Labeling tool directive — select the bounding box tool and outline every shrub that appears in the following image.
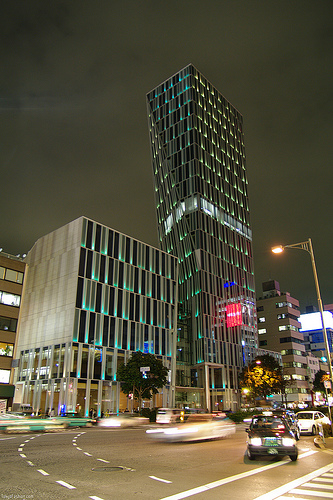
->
[141,407,157,422]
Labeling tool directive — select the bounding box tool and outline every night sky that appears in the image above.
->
[1,1,332,311]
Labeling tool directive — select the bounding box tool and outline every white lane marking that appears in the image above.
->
[311,477,333,484]
[150,475,172,484]
[18,448,23,451]
[37,469,49,476]
[89,496,105,500]
[159,450,318,500]
[253,461,333,500]
[56,480,76,489]
[19,453,26,458]
[289,488,333,497]
[84,452,92,456]
[302,481,333,490]
[76,447,82,450]
[97,458,110,463]
[26,461,34,466]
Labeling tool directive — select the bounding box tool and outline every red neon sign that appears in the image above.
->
[226,303,242,328]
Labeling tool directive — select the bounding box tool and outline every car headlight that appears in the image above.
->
[249,437,262,446]
[282,438,296,447]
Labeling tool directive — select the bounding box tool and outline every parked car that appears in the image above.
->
[272,409,301,440]
[296,410,331,435]
[245,413,298,461]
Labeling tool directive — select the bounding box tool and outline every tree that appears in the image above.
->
[239,355,286,402]
[312,370,330,402]
[117,351,169,411]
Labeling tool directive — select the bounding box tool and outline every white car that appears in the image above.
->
[296,411,331,435]
[146,414,236,442]
[98,415,149,428]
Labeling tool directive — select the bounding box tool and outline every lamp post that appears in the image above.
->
[272,238,333,390]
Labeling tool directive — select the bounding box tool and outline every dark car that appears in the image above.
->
[246,413,298,461]
[272,409,301,440]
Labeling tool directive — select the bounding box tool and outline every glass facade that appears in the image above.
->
[14,218,178,416]
[147,64,257,410]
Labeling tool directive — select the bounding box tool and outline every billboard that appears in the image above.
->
[226,303,242,328]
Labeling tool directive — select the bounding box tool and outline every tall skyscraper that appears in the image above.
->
[147,64,257,410]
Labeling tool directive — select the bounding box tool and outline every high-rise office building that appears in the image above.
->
[256,280,309,404]
[146,64,257,410]
[13,217,178,415]
[0,252,26,409]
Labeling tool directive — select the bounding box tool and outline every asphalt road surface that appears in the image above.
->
[1,423,333,500]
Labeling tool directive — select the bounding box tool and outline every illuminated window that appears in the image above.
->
[0,369,10,383]
[258,329,266,335]
[258,317,265,323]
[0,291,21,307]
[0,343,13,357]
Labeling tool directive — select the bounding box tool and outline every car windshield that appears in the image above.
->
[251,417,285,429]
[297,413,313,420]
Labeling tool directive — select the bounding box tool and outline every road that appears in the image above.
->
[1,423,333,500]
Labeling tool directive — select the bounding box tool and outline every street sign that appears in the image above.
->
[324,380,331,389]
[140,367,150,372]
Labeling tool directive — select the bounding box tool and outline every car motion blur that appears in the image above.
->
[246,413,298,461]
[146,413,236,442]
[296,410,331,435]
[98,414,149,428]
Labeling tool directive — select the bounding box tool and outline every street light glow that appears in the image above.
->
[271,245,284,254]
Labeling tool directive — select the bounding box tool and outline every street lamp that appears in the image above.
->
[272,238,333,387]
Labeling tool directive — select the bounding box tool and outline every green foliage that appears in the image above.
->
[227,409,256,423]
[312,370,329,396]
[239,355,286,400]
[117,351,168,408]
[141,407,157,422]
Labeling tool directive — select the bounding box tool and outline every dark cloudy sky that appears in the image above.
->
[1,1,332,311]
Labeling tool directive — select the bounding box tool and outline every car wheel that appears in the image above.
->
[312,425,317,435]
[290,454,298,462]
[247,449,255,461]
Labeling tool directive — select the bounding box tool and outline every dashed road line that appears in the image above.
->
[37,469,49,476]
[56,480,76,490]
[150,475,172,484]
